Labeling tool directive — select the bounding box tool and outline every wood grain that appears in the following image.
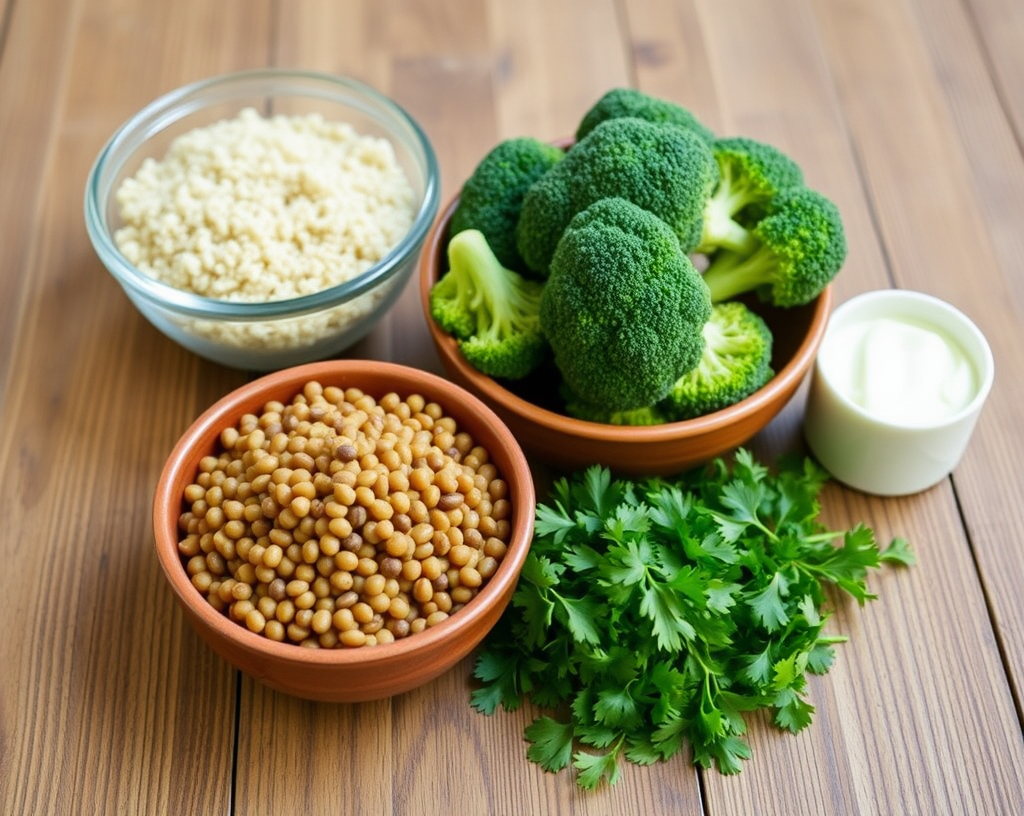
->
[812,0,1024,750]
[3,0,1024,814]
[0,1,267,814]
[965,0,1024,143]
[897,0,1024,710]
[0,0,77,394]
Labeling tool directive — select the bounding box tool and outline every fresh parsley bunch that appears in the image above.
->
[471,449,913,789]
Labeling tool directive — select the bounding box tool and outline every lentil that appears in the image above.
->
[177,382,513,648]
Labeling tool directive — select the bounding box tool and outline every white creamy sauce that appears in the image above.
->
[822,315,978,425]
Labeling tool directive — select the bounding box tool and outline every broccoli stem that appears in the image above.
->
[700,199,759,255]
[448,229,536,334]
[701,248,772,304]
[446,229,505,314]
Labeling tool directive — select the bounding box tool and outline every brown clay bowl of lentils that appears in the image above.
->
[153,360,535,702]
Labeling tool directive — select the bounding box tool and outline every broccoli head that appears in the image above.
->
[540,197,712,412]
[662,301,774,420]
[696,136,804,255]
[576,87,715,143]
[429,229,548,380]
[701,186,847,307]
[563,393,671,426]
[450,137,565,271]
[516,117,719,276]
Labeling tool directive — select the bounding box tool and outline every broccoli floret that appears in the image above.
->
[511,167,574,280]
[661,301,774,420]
[701,187,847,307]
[575,87,715,143]
[429,229,547,380]
[450,137,564,271]
[517,117,719,276]
[564,395,671,426]
[696,136,804,255]
[540,198,712,412]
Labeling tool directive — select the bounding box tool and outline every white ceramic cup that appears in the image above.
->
[804,289,994,496]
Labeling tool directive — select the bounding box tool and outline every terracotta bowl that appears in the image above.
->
[153,360,535,702]
[419,197,833,476]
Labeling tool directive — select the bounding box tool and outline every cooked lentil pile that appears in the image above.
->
[177,381,512,648]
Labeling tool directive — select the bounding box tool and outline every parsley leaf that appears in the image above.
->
[557,594,604,645]
[525,716,575,772]
[773,687,816,733]
[882,536,916,566]
[594,687,642,729]
[747,572,791,632]
[472,450,913,788]
[469,649,520,714]
[574,746,623,789]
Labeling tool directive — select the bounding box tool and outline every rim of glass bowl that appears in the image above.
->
[84,68,440,321]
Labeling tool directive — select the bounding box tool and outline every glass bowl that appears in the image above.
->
[85,69,440,370]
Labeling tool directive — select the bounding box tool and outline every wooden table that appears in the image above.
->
[3,0,1024,813]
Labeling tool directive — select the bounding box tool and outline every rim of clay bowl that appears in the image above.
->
[419,195,833,444]
[153,359,535,669]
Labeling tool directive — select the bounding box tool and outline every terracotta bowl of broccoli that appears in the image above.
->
[420,198,831,477]
[418,89,840,476]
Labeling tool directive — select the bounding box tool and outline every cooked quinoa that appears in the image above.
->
[114,107,416,303]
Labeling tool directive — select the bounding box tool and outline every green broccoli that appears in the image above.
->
[563,396,671,426]
[701,186,847,307]
[429,229,547,380]
[450,137,565,271]
[696,136,804,255]
[516,117,719,276]
[575,87,715,143]
[661,301,774,420]
[540,197,712,412]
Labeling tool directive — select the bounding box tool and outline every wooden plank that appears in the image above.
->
[234,688,395,815]
[625,0,725,132]
[236,662,700,816]
[486,0,631,143]
[0,0,75,393]
[617,0,1024,813]
[0,1,271,814]
[389,667,699,816]
[965,0,1024,142]
[896,0,1024,707]
[813,0,1024,752]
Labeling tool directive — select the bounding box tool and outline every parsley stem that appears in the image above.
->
[801,531,844,544]
[792,560,835,580]
[692,647,720,694]
[710,510,779,544]
[752,519,779,543]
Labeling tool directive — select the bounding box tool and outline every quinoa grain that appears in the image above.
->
[114,109,417,353]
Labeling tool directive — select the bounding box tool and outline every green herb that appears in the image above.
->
[471,449,913,789]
